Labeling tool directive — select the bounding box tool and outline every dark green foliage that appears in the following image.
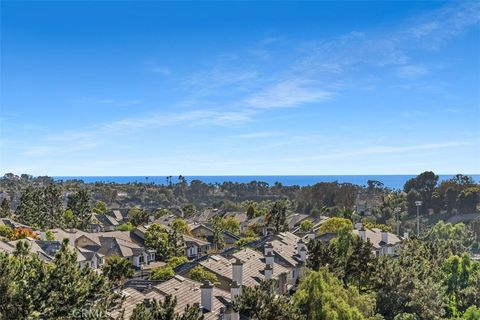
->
[307,228,375,289]
[265,201,288,233]
[237,279,302,320]
[102,255,134,285]
[67,188,92,229]
[211,216,225,250]
[293,269,377,320]
[15,185,64,230]
[129,207,150,226]
[0,198,11,218]
[0,239,121,319]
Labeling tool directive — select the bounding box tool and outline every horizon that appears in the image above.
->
[1,1,479,175]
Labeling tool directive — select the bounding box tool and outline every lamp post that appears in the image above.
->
[394,207,400,236]
[415,201,423,235]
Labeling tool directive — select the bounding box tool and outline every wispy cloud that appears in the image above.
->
[244,79,333,109]
[396,65,429,79]
[149,66,171,75]
[284,141,471,162]
[232,131,284,139]
[75,97,143,107]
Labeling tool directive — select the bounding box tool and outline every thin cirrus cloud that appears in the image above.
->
[8,0,479,174]
[283,141,472,162]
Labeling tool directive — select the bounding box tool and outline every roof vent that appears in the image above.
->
[174,275,186,282]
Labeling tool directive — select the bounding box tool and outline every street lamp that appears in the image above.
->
[394,207,401,236]
[415,201,423,235]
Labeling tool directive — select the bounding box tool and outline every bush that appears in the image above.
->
[150,266,175,281]
[235,237,258,246]
[116,222,134,231]
[166,256,188,268]
[189,265,219,284]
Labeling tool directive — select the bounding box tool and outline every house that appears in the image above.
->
[189,222,240,247]
[4,237,103,269]
[133,225,211,259]
[183,247,291,294]
[51,229,156,268]
[286,213,312,231]
[262,232,308,286]
[222,211,248,225]
[194,208,224,223]
[353,226,403,256]
[92,208,129,232]
[116,275,236,320]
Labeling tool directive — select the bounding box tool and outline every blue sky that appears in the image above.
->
[1,1,479,176]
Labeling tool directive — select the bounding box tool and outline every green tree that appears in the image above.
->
[299,220,314,232]
[265,201,288,233]
[318,217,353,234]
[93,200,107,214]
[181,204,196,218]
[247,205,257,219]
[293,269,377,320]
[237,279,302,320]
[15,187,39,228]
[116,222,134,231]
[145,224,172,261]
[150,266,175,281]
[211,217,225,251]
[166,256,188,268]
[442,253,480,316]
[219,216,241,235]
[0,239,121,319]
[0,198,11,218]
[102,255,134,285]
[67,189,92,230]
[189,266,219,284]
[16,185,64,230]
[129,207,150,226]
[170,217,191,234]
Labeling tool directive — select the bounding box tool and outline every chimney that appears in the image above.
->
[230,281,241,303]
[299,246,307,263]
[297,239,306,255]
[200,280,214,312]
[143,298,151,308]
[381,230,388,245]
[359,227,366,241]
[264,242,273,256]
[264,264,273,280]
[355,223,363,230]
[306,232,315,241]
[232,258,244,286]
[224,305,239,320]
[265,251,274,267]
[403,232,409,239]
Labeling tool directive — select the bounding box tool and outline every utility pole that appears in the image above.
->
[415,201,423,235]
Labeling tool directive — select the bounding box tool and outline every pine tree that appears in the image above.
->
[0,198,11,218]
[15,187,38,228]
[67,189,92,229]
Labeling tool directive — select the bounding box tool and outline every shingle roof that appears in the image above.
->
[269,232,302,267]
[118,276,230,320]
[353,228,402,249]
[199,247,290,288]
[0,241,15,254]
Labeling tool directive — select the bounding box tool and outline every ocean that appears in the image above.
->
[53,175,480,190]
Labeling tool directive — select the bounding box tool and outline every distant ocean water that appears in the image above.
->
[53,175,480,190]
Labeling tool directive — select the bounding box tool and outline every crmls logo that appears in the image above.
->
[71,309,105,318]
